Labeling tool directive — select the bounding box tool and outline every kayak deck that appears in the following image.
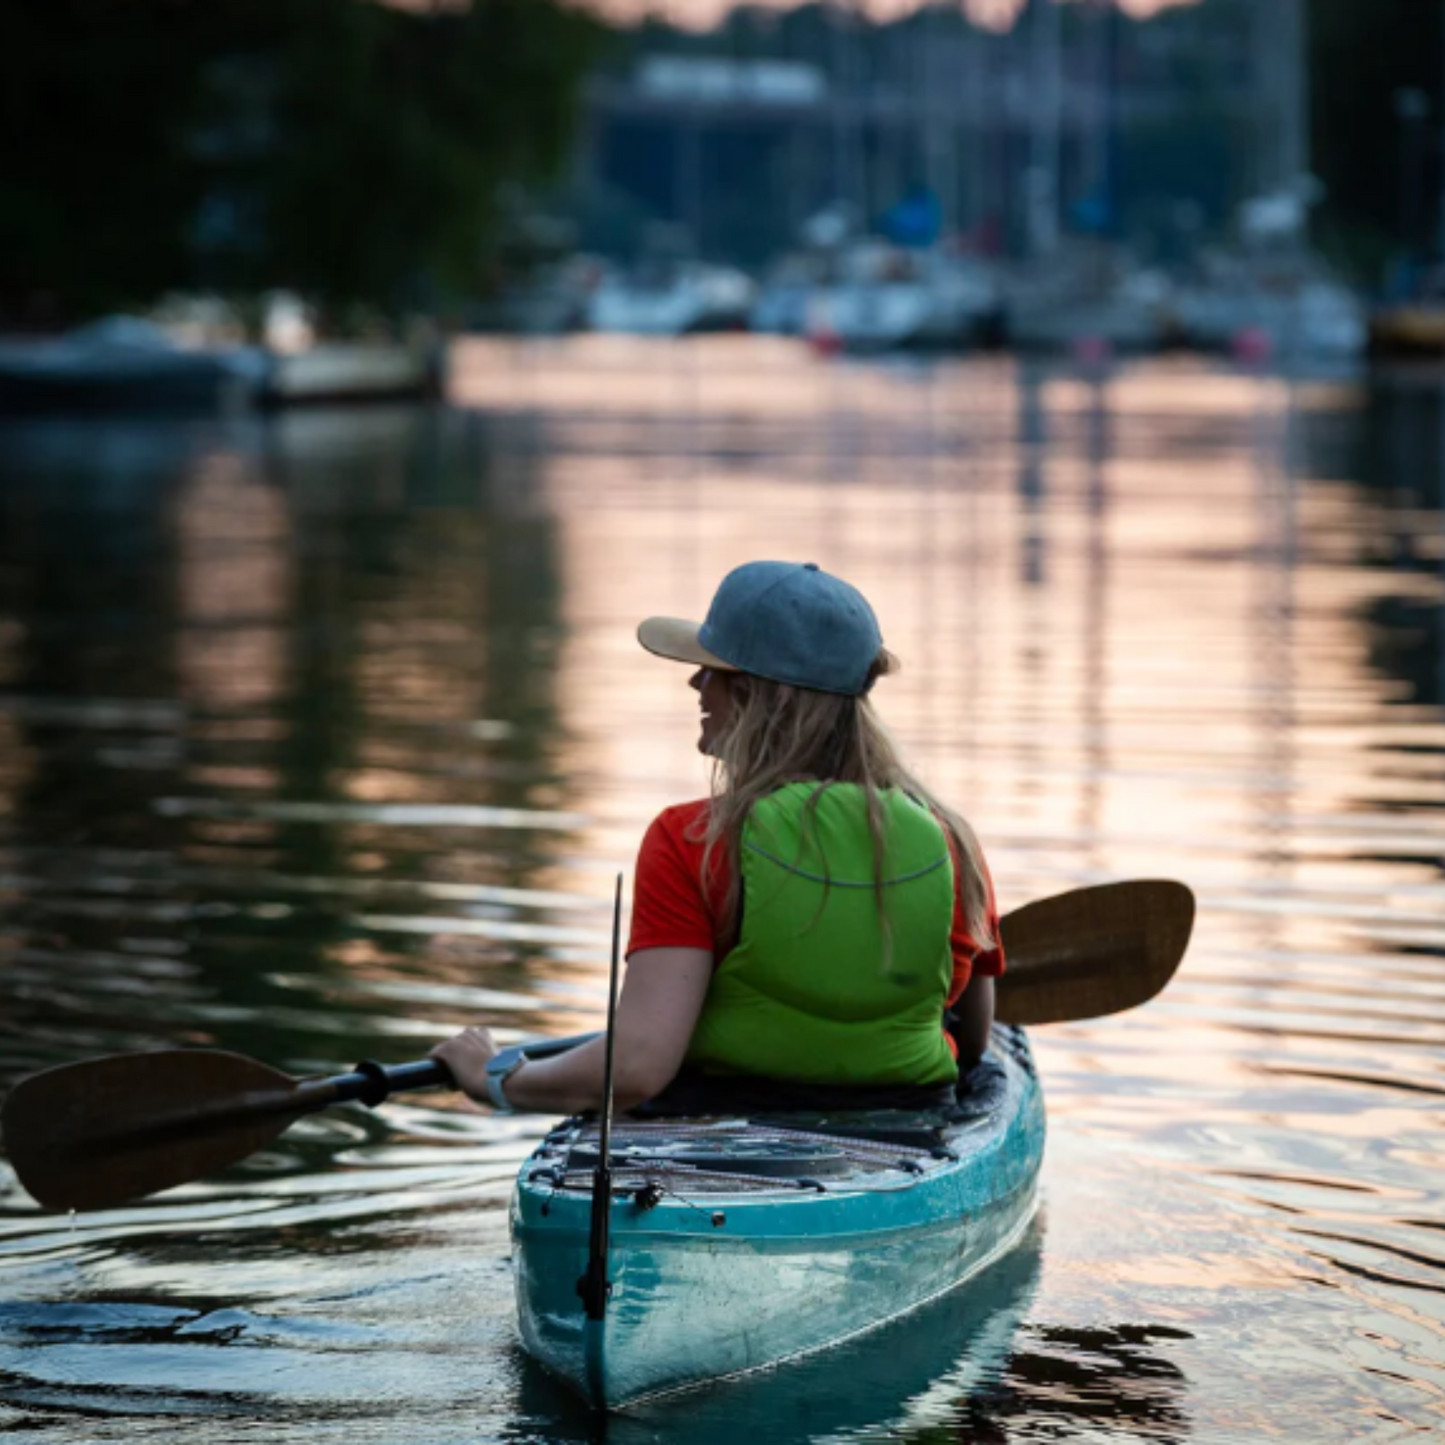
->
[524,1114,973,1192]
[511,1025,1045,1409]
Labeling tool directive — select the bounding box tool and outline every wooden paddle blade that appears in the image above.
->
[2,1050,303,1212]
[996,879,1194,1025]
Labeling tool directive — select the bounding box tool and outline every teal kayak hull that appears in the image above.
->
[511,1025,1045,1410]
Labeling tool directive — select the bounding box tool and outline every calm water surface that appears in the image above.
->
[0,337,1441,1442]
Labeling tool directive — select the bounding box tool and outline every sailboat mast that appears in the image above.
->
[1438,0,1445,256]
[1028,0,1062,257]
[1282,0,1309,233]
[920,3,956,237]
[1252,0,1309,227]
[829,1,861,230]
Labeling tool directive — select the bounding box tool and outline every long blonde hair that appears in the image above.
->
[696,653,995,951]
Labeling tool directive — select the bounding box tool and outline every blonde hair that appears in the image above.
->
[695,652,995,951]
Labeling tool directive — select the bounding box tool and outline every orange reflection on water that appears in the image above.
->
[173,452,292,725]
[1109,1250,1297,1292]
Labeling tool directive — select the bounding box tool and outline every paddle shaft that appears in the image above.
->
[147,1058,454,1133]
[277,1044,587,1117]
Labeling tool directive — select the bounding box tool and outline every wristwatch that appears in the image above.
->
[484,1053,526,1112]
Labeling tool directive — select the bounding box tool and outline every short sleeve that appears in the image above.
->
[945,832,1005,1007]
[627,802,717,956]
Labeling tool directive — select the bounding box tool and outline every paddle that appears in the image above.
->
[0,1033,591,1215]
[995,878,1194,1025]
[2,878,1193,1213]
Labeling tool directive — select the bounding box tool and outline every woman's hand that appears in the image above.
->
[430,1026,503,1106]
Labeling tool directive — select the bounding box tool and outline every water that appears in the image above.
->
[0,336,1441,1441]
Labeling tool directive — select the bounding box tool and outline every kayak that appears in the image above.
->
[510,1023,1045,1409]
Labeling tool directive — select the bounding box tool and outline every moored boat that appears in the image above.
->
[804,241,1002,353]
[0,316,264,415]
[510,1023,1045,1409]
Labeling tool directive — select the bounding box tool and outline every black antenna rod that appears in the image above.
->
[578,872,624,1322]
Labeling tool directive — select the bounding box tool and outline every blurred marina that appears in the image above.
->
[7,0,1444,417]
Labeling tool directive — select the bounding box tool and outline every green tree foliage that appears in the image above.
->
[0,0,604,326]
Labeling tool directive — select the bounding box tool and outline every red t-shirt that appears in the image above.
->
[627,798,1004,1010]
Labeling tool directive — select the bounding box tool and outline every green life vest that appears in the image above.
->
[684,782,958,1086]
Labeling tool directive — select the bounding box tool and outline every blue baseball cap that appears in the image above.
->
[637,561,885,696]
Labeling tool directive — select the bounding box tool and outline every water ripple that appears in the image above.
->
[2,346,1444,1440]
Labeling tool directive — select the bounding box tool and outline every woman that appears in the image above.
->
[433,560,1002,1115]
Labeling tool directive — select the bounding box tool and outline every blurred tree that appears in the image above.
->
[0,1,207,325]
[1309,0,1443,279]
[0,0,604,328]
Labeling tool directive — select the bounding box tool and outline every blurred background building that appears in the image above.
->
[575,0,1271,267]
[3,0,1445,379]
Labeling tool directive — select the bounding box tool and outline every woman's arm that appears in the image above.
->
[950,972,995,1069]
[430,946,713,1114]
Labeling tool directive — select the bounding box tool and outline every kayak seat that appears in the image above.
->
[632,1069,956,1119]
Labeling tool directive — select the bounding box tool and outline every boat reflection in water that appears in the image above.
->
[514,1224,1190,1444]
[963,1317,1192,1444]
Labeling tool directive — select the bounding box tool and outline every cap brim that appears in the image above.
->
[637,616,738,671]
